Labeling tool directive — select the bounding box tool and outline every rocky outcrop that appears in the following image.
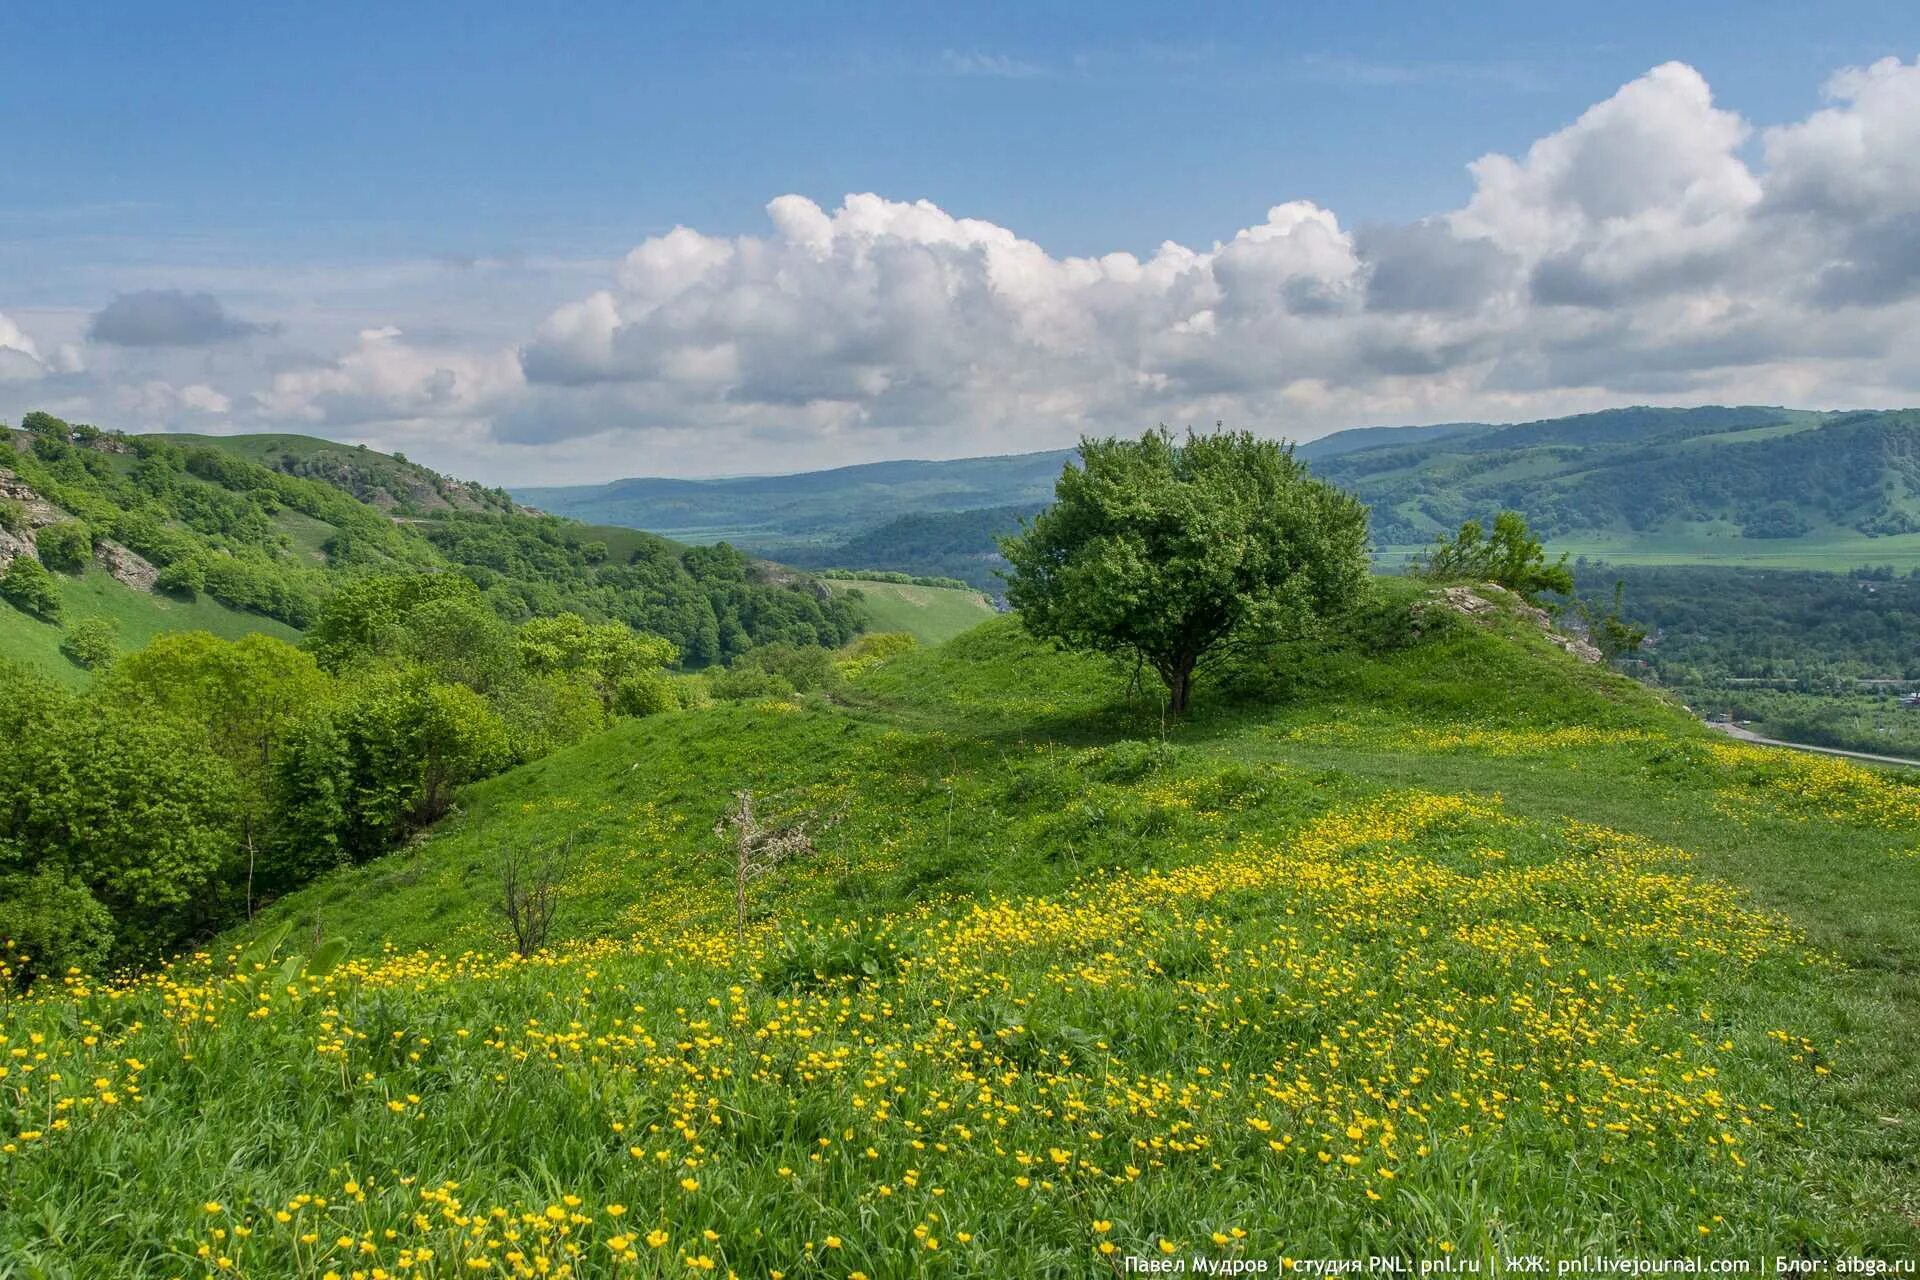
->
[0,469,66,529]
[1434,583,1604,664]
[93,538,158,591]
[0,525,30,571]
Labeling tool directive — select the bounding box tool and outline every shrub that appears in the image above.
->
[61,616,120,670]
[612,669,677,717]
[1,554,62,619]
[0,868,115,985]
[154,556,206,596]
[708,664,795,702]
[33,520,94,572]
[742,642,838,693]
[1413,511,1572,604]
[0,498,25,533]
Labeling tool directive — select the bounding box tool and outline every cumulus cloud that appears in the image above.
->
[253,326,522,429]
[88,289,274,347]
[26,54,1920,478]
[488,54,1920,468]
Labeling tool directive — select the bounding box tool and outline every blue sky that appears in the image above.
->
[3,3,1920,481]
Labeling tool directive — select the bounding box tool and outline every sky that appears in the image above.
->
[3,2,1920,484]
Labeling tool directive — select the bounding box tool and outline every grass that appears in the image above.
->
[824,578,997,646]
[4,583,1918,1274]
[0,567,300,688]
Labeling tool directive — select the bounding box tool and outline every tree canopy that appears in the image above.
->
[1001,428,1370,713]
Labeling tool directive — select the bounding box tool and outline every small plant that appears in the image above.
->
[1578,580,1650,662]
[496,837,574,957]
[715,790,814,945]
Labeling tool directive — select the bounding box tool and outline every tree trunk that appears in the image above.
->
[1165,655,1196,715]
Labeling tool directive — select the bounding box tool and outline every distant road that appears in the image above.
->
[1706,720,1920,769]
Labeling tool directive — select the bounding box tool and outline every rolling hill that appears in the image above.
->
[822,575,997,645]
[514,407,1920,579]
[6,582,1917,1268]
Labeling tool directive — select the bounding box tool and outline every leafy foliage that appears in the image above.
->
[1413,510,1573,603]
[60,616,119,669]
[1002,428,1370,712]
[32,520,93,572]
[1,554,62,620]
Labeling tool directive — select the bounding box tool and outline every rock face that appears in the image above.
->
[0,525,30,572]
[94,538,159,591]
[0,470,66,529]
[1435,583,1604,664]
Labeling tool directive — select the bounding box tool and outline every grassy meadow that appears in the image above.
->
[3,582,1917,1275]
[824,578,997,646]
[0,567,300,688]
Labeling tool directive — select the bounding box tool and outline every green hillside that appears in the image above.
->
[153,432,520,516]
[825,576,997,645]
[0,566,298,688]
[516,407,1920,578]
[1315,406,1920,564]
[515,449,1074,547]
[6,585,1917,1269]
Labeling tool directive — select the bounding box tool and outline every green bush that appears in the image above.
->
[61,616,120,670]
[0,498,25,534]
[1,554,62,619]
[154,556,206,596]
[1413,511,1572,604]
[33,520,94,572]
[742,642,838,693]
[0,868,116,985]
[707,664,795,702]
[612,669,677,717]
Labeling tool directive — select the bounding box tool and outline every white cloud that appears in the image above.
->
[12,55,1920,481]
[253,325,523,429]
[0,311,48,383]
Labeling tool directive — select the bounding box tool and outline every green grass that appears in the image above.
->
[0,567,300,687]
[4,586,1918,1272]
[825,577,997,645]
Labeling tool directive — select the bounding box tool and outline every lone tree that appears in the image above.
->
[1001,428,1370,714]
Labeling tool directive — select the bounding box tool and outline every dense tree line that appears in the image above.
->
[1572,562,1920,683]
[0,574,687,981]
[423,515,862,665]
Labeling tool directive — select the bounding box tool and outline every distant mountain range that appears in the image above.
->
[517,406,1920,589]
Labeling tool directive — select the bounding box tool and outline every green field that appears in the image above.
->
[825,576,997,644]
[0,567,299,687]
[5,583,1917,1271]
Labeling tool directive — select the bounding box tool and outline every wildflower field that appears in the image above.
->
[4,599,1917,1275]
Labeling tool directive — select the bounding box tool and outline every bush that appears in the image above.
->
[0,498,25,534]
[612,669,677,717]
[742,642,838,693]
[1,554,62,620]
[33,521,94,572]
[0,868,116,985]
[155,556,206,597]
[62,616,120,670]
[708,665,795,702]
[1413,511,1572,604]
